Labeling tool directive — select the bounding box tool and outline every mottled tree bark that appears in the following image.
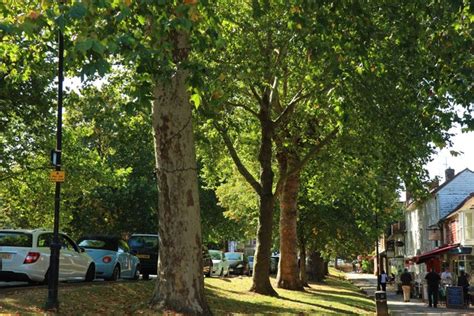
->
[276,153,303,290]
[149,30,211,315]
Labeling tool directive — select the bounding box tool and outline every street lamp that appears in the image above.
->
[45,15,65,311]
[375,211,381,291]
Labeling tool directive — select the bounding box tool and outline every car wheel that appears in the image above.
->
[106,265,120,281]
[132,265,140,280]
[142,273,150,280]
[205,268,211,278]
[220,268,224,277]
[85,264,95,282]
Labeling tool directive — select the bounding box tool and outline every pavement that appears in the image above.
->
[345,272,474,315]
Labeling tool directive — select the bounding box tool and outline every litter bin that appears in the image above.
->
[375,291,389,316]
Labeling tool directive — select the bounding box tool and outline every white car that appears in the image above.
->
[209,250,229,277]
[0,229,95,283]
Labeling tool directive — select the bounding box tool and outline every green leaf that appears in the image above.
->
[69,3,88,19]
[92,40,106,55]
[190,93,201,109]
[75,39,94,54]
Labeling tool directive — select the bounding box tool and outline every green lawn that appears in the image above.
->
[0,271,374,315]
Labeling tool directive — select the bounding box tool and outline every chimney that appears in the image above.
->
[429,178,440,190]
[445,168,455,182]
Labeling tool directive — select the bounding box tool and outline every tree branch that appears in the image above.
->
[274,127,340,196]
[213,122,263,196]
[249,85,263,106]
[226,101,259,118]
[274,89,310,127]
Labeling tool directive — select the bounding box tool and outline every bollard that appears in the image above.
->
[375,291,389,316]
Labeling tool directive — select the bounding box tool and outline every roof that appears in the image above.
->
[441,192,474,221]
[430,168,474,194]
[406,168,474,209]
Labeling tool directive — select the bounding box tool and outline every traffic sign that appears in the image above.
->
[50,171,65,182]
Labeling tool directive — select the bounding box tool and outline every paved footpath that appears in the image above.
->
[345,272,474,315]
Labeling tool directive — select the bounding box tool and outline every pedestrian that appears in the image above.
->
[441,267,453,286]
[425,268,441,308]
[400,268,413,302]
[379,270,389,292]
[457,270,470,306]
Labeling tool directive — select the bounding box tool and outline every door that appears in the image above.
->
[37,233,70,280]
[118,240,132,277]
[60,234,88,280]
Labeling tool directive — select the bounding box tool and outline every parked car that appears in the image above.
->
[247,255,254,276]
[270,255,280,274]
[127,234,159,280]
[0,229,95,283]
[209,250,229,277]
[78,235,140,281]
[224,252,247,275]
[202,246,213,277]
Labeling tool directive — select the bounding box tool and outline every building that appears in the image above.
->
[404,168,474,282]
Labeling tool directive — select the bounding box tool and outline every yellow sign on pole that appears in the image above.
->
[50,171,65,182]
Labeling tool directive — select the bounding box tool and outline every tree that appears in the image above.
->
[2,1,212,313]
[198,0,473,293]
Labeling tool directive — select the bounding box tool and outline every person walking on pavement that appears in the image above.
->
[379,270,389,292]
[400,268,413,302]
[457,270,470,306]
[425,268,441,308]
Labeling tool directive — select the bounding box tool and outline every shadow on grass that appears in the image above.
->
[298,289,375,312]
[277,295,362,315]
[205,288,302,314]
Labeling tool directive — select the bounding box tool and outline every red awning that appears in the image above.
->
[414,244,460,264]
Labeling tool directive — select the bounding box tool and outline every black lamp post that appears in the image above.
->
[375,211,381,291]
[45,20,64,311]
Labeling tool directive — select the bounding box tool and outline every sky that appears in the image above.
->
[426,127,474,182]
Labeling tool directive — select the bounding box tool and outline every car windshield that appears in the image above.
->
[0,232,32,247]
[128,236,158,249]
[209,251,222,260]
[78,238,118,251]
[224,252,242,260]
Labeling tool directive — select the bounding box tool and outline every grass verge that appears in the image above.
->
[0,271,374,315]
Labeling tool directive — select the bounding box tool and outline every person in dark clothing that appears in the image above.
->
[457,271,470,306]
[379,270,389,292]
[400,269,413,302]
[425,269,441,308]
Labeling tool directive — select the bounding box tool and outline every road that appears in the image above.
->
[346,272,474,315]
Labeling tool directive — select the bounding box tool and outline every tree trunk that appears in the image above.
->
[307,250,326,282]
[250,92,277,296]
[299,241,309,287]
[324,261,329,276]
[149,30,211,315]
[276,154,303,290]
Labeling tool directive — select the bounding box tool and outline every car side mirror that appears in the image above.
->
[79,247,85,253]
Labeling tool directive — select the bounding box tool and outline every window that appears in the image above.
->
[0,232,32,247]
[60,235,78,252]
[37,233,53,248]
[118,240,130,253]
[465,212,474,240]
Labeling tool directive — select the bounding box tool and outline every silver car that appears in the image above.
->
[209,250,229,277]
[0,229,95,283]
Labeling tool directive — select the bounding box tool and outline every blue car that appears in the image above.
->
[78,236,140,281]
